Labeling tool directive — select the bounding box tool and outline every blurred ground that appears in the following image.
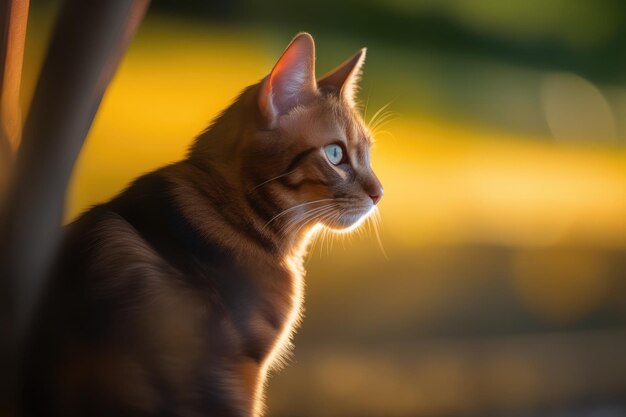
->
[20,2,626,416]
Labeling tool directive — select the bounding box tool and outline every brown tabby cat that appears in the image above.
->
[22,33,383,417]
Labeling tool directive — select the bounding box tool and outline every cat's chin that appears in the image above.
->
[322,206,375,233]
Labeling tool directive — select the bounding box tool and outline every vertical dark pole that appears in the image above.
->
[0,0,150,414]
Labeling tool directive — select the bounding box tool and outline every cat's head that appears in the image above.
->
[193,33,383,236]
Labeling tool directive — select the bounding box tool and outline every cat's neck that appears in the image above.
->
[166,160,317,264]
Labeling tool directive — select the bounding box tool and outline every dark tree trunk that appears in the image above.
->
[0,0,150,414]
[0,0,28,192]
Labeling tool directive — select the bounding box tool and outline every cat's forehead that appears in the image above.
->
[280,98,370,147]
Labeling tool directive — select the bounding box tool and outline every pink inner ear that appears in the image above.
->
[259,33,317,123]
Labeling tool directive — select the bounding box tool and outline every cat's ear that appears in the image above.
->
[259,33,317,126]
[317,48,366,107]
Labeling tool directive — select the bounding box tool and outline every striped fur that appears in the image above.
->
[22,33,382,417]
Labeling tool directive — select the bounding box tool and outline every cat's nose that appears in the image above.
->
[364,172,383,205]
[369,188,383,205]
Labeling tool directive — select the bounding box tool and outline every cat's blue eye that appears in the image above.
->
[324,144,344,165]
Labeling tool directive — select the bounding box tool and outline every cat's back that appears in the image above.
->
[45,167,191,302]
[23,169,221,416]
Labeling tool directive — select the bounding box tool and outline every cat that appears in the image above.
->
[22,32,383,417]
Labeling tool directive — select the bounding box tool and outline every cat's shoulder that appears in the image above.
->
[67,208,173,279]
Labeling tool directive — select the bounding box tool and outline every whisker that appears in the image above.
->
[280,204,337,237]
[371,111,394,130]
[325,222,335,256]
[315,222,326,258]
[372,207,388,259]
[328,209,348,254]
[251,169,297,192]
[370,112,399,134]
[371,129,395,140]
[264,198,334,229]
[271,199,385,259]
[288,211,334,241]
[280,207,326,235]
[368,101,393,128]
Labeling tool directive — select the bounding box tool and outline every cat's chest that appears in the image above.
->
[217,263,303,364]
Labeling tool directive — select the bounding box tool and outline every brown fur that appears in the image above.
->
[22,33,382,417]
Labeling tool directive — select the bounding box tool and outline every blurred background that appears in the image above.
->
[21,1,626,416]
